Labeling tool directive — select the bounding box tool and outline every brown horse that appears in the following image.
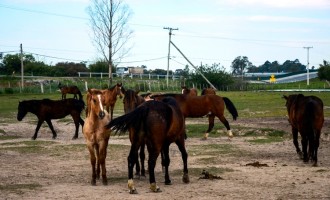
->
[201,87,216,95]
[122,88,146,177]
[283,94,324,166]
[102,83,124,120]
[152,93,238,139]
[181,86,198,96]
[83,89,111,185]
[58,83,83,100]
[106,97,189,194]
[17,98,85,140]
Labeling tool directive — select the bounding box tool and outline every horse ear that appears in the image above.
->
[282,95,288,100]
[117,82,122,86]
[135,90,140,95]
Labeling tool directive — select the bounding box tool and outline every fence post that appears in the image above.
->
[85,81,88,91]
[40,83,44,93]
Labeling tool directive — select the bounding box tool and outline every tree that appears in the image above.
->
[318,60,330,81]
[231,56,253,78]
[87,0,133,86]
[0,53,35,75]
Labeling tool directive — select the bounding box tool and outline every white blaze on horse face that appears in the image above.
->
[97,94,105,112]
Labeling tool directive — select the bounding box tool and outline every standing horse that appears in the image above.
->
[181,86,198,96]
[83,89,111,185]
[122,89,146,177]
[17,98,85,140]
[58,83,83,100]
[152,93,238,139]
[106,97,189,194]
[102,83,124,120]
[201,87,216,95]
[283,94,324,166]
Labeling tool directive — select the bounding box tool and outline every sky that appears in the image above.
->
[0,0,330,72]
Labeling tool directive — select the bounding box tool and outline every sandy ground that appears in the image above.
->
[1,116,330,200]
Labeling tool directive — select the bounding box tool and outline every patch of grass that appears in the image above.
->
[189,144,235,156]
[0,135,21,140]
[0,140,57,154]
[186,124,225,138]
[0,183,42,193]
[246,129,287,144]
[248,137,285,144]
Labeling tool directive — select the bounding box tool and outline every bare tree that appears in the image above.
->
[87,0,133,85]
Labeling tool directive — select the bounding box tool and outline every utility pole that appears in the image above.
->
[303,46,313,86]
[20,43,24,90]
[163,27,178,88]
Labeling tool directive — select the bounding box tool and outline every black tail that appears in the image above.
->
[223,97,238,120]
[105,105,149,135]
[304,101,315,137]
[73,99,85,114]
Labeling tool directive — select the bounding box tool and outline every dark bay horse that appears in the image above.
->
[201,88,216,95]
[17,98,85,140]
[181,86,198,96]
[83,89,111,185]
[122,89,147,177]
[152,93,238,139]
[283,94,324,166]
[58,83,83,100]
[106,97,189,194]
[102,83,124,120]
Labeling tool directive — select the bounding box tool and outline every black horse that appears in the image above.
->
[17,98,85,140]
[283,94,324,166]
[106,97,189,194]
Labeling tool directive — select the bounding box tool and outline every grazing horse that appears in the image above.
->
[181,86,198,96]
[283,94,324,166]
[17,98,85,140]
[58,83,83,100]
[106,97,189,194]
[102,83,124,120]
[122,89,147,177]
[83,89,111,185]
[152,93,238,139]
[201,88,216,95]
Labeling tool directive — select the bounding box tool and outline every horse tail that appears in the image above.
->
[78,90,83,101]
[105,105,149,135]
[223,97,238,120]
[304,101,316,139]
[73,99,85,114]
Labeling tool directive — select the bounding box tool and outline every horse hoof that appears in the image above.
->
[102,179,108,185]
[165,180,172,185]
[129,189,138,194]
[182,174,190,183]
[91,180,96,186]
[31,137,36,140]
[72,136,78,140]
[150,183,161,192]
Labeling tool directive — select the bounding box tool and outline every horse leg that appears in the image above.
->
[127,143,139,194]
[32,120,44,140]
[110,106,114,121]
[312,130,321,166]
[301,134,309,163]
[99,140,108,185]
[292,127,302,158]
[175,139,189,183]
[148,150,161,192]
[204,114,215,139]
[218,115,233,138]
[95,144,101,179]
[45,119,57,139]
[72,115,80,140]
[86,143,97,185]
[79,117,85,127]
[162,143,171,185]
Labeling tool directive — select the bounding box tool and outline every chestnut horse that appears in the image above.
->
[201,88,216,95]
[102,83,124,120]
[58,83,83,100]
[152,93,238,139]
[122,88,146,177]
[17,98,85,140]
[106,97,189,194]
[283,94,324,166]
[83,89,111,185]
[181,86,198,96]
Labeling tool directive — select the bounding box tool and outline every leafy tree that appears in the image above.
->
[87,0,133,85]
[89,60,109,73]
[187,63,234,89]
[318,60,330,81]
[231,56,253,78]
[53,62,89,77]
[25,61,49,76]
[0,53,35,75]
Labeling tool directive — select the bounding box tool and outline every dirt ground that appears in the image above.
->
[1,116,330,200]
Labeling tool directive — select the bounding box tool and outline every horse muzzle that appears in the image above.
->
[98,111,105,119]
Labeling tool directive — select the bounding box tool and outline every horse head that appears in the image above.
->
[116,83,124,99]
[17,101,28,121]
[87,89,107,119]
[123,89,142,114]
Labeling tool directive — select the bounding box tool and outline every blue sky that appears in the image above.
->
[0,0,329,72]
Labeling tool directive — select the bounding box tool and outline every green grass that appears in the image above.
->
[246,129,287,144]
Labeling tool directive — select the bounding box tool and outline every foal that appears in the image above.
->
[83,89,111,185]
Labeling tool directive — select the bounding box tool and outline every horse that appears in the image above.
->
[201,87,216,95]
[58,82,83,100]
[151,93,238,139]
[83,89,111,185]
[181,86,198,96]
[106,97,189,194]
[122,88,147,177]
[283,94,324,166]
[102,83,124,120]
[17,98,85,140]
